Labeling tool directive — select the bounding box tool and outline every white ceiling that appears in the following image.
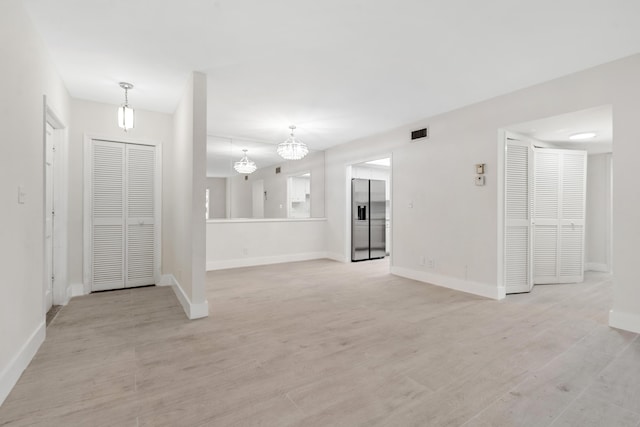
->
[23,0,640,151]
[507,105,613,154]
[207,135,316,177]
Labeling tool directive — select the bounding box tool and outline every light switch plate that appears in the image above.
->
[18,185,26,204]
[475,175,485,186]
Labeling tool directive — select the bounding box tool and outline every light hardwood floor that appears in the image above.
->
[1,259,639,426]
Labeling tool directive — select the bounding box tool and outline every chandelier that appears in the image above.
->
[117,82,135,132]
[277,125,309,160]
[234,149,257,174]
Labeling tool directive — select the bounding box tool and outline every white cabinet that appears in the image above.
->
[290,176,310,203]
[287,175,311,218]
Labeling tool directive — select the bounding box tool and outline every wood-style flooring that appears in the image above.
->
[1,259,639,426]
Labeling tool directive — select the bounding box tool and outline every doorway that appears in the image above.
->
[251,179,264,218]
[499,105,613,294]
[84,137,161,293]
[44,123,55,313]
[43,101,68,316]
[348,157,392,262]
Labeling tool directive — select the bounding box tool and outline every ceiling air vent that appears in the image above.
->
[411,127,429,141]
[275,166,281,174]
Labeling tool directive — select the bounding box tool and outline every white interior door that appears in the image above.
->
[91,140,126,291]
[91,140,157,292]
[559,150,587,282]
[505,139,533,293]
[533,148,561,283]
[126,144,156,287]
[44,123,55,311]
[533,148,586,284]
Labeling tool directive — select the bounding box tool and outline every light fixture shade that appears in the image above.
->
[569,132,596,140]
[234,150,257,174]
[118,104,135,131]
[277,125,309,160]
[117,82,135,132]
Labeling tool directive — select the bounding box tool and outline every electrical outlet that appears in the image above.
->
[428,259,435,269]
[241,248,248,256]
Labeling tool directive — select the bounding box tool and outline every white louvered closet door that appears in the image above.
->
[505,140,533,294]
[91,140,156,292]
[559,151,587,283]
[126,144,156,287]
[533,149,560,284]
[92,141,126,291]
[533,148,586,284]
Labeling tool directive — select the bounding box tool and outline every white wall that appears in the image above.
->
[227,151,325,218]
[585,153,612,272]
[68,99,173,292]
[325,55,640,326]
[228,174,252,218]
[206,219,327,270]
[163,71,208,319]
[206,177,226,219]
[0,0,71,405]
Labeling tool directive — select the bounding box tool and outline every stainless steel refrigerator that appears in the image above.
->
[352,178,386,261]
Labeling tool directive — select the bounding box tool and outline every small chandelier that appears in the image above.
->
[277,125,308,160]
[234,149,257,174]
[117,82,135,132]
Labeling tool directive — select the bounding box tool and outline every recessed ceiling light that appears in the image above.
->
[365,158,391,167]
[569,132,596,141]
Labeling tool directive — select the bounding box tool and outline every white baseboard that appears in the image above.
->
[326,252,348,263]
[0,321,45,406]
[66,283,86,302]
[585,262,610,273]
[206,251,328,271]
[158,274,209,320]
[390,266,503,300]
[609,309,640,334]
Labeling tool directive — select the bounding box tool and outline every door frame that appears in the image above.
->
[43,97,69,311]
[83,134,163,295]
[499,130,587,295]
[344,153,393,265]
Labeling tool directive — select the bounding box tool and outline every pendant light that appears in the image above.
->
[277,125,309,160]
[117,82,135,132]
[234,149,257,174]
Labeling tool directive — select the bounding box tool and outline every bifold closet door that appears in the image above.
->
[558,150,586,282]
[91,140,156,292]
[126,144,156,287]
[532,149,560,284]
[92,141,126,291]
[533,148,586,284]
[504,140,533,294]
